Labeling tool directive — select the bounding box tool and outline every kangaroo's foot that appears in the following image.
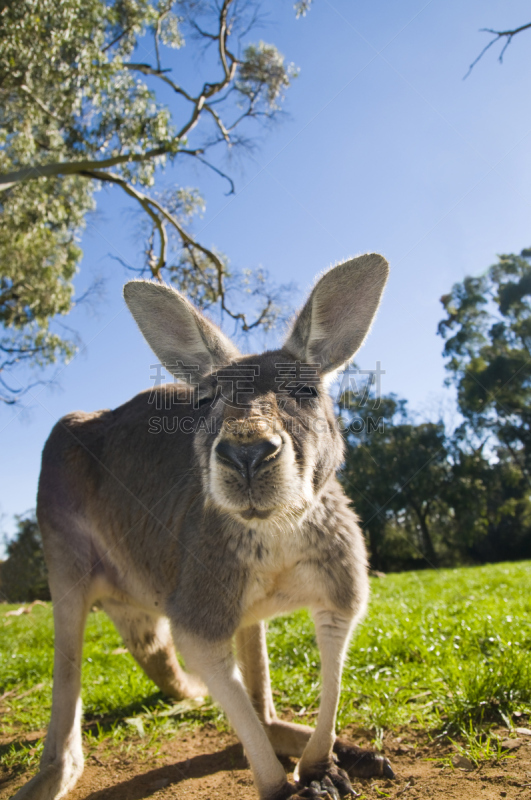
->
[333,739,394,779]
[11,754,84,800]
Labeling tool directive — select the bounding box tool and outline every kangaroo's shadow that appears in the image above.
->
[82,743,250,800]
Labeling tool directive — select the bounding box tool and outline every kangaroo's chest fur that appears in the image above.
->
[240,524,330,625]
[166,483,368,641]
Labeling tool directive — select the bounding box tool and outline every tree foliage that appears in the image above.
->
[0,513,50,602]
[340,252,531,572]
[341,395,452,571]
[0,0,298,402]
[341,392,531,572]
[439,250,531,482]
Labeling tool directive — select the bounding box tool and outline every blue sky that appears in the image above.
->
[2,0,531,542]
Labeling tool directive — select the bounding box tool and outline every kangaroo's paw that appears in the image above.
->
[265,781,299,800]
[10,758,83,800]
[333,739,394,779]
[293,772,358,798]
[297,760,356,798]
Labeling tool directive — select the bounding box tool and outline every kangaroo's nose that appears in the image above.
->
[215,435,282,479]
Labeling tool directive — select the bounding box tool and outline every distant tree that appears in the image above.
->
[340,395,451,571]
[341,392,531,570]
[438,256,531,563]
[439,250,531,484]
[339,251,531,572]
[0,0,298,403]
[0,513,50,603]
[447,440,531,563]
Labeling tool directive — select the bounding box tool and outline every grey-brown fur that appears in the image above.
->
[13,254,392,800]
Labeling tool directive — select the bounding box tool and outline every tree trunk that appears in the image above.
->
[417,512,439,567]
[407,494,439,567]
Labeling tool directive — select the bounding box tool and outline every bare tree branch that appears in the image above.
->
[124,63,195,102]
[108,253,144,273]
[125,61,252,146]
[218,0,233,80]
[465,21,531,78]
[227,100,258,131]
[80,170,167,281]
[101,23,135,53]
[0,373,49,405]
[0,146,173,189]
[182,152,236,195]
[82,168,274,330]
[154,18,162,73]
[188,20,218,42]
[82,169,223,280]
[204,104,232,143]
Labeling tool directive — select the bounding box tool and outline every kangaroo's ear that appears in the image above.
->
[124,281,240,381]
[284,253,389,374]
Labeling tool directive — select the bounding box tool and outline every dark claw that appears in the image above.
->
[267,783,301,800]
[321,776,340,799]
[290,786,323,799]
[297,763,357,798]
[333,739,395,780]
[293,778,348,799]
[382,758,395,779]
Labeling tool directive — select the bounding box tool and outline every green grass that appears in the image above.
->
[1,562,530,772]
[269,561,531,736]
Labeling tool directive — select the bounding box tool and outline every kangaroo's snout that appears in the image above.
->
[215,435,282,480]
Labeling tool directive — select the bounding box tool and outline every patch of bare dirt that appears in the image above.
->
[1,724,531,800]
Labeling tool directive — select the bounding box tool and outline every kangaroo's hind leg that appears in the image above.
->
[12,568,90,799]
[236,622,314,757]
[100,599,205,700]
[236,621,393,781]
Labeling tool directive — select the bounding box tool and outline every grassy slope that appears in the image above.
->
[1,562,530,770]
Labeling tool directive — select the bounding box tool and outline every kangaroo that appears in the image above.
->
[13,253,392,800]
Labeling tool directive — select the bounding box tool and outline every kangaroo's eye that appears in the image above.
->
[197,395,213,408]
[296,385,318,398]
[283,384,318,400]
[195,386,216,408]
